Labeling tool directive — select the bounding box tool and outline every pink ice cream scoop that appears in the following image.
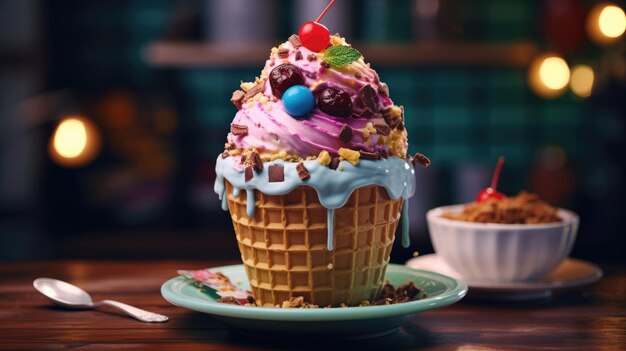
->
[226,35,407,163]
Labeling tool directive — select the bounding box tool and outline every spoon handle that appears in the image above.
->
[95,300,169,323]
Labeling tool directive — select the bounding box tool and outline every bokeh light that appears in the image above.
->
[528,54,570,98]
[49,117,101,167]
[587,3,626,44]
[570,64,594,98]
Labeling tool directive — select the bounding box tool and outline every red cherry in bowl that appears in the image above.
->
[476,156,507,202]
[298,21,330,52]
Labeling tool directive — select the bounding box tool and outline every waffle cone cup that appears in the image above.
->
[224,180,403,307]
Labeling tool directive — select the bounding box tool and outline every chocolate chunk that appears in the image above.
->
[225,142,235,151]
[268,165,285,182]
[288,34,302,48]
[296,162,310,180]
[244,83,264,100]
[395,281,420,300]
[412,152,431,168]
[379,149,388,159]
[216,296,242,305]
[360,151,381,160]
[278,48,290,58]
[294,50,303,61]
[250,151,263,172]
[245,166,253,182]
[240,155,247,163]
[329,157,340,170]
[359,84,378,113]
[231,124,248,136]
[380,281,396,299]
[231,90,245,110]
[338,124,353,143]
[320,60,331,69]
[359,109,377,119]
[307,54,317,62]
[354,72,362,79]
[379,82,389,97]
[384,113,401,129]
[374,123,391,136]
[221,150,229,159]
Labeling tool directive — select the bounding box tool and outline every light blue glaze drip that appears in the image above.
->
[220,189,228,211]
[401,199,410,248]
[246,190,255,217]
[233,187,241,197]
[327,209,334,251]
[215,156,416,250]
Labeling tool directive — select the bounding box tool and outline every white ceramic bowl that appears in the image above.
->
[426,205,579,282]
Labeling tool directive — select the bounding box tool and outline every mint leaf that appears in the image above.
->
[323,46,362,67]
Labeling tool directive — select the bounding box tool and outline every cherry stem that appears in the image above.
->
[316,0,336,22]
[490,156,505,190]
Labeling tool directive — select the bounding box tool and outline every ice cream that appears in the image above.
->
[214,31,428,307]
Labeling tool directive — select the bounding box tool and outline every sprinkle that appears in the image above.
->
[294,50,303,61]
[230,124,248,136]
[245,166,253,182]
[317,150,331,166]
[338,124,353,144]
[327,263,334,269]
[412,251,420,257]
[268,165,285,182]
[329,157,340,170]
[338,148,360,166]
[231,90,245,110]
[288,34,302,48]
[296,163,310,180]
[374,123,391,136]
[412,152,431,168]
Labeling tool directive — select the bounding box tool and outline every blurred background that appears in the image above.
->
[1,0,625,263]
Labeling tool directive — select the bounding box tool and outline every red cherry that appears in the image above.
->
[298,21,330,52]
[476,156,507,202]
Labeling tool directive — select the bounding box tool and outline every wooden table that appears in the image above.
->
[1,260,624,350]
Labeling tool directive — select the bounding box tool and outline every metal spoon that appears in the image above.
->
[33,278,168,323]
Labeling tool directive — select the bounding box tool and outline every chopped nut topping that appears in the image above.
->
[338,148,360,166]
[317,150,331,166]
[244,83,264,100]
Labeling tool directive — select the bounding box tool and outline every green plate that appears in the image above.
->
[161,264,467,340]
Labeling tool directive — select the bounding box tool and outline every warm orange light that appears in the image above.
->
[587,3,626,44]
[49,117,101,167]
[528,54,570,98]
[570,65,594,98]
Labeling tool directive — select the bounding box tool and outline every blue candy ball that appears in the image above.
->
[282,85,314,117]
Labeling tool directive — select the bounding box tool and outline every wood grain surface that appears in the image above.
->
[1,260,624,350]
